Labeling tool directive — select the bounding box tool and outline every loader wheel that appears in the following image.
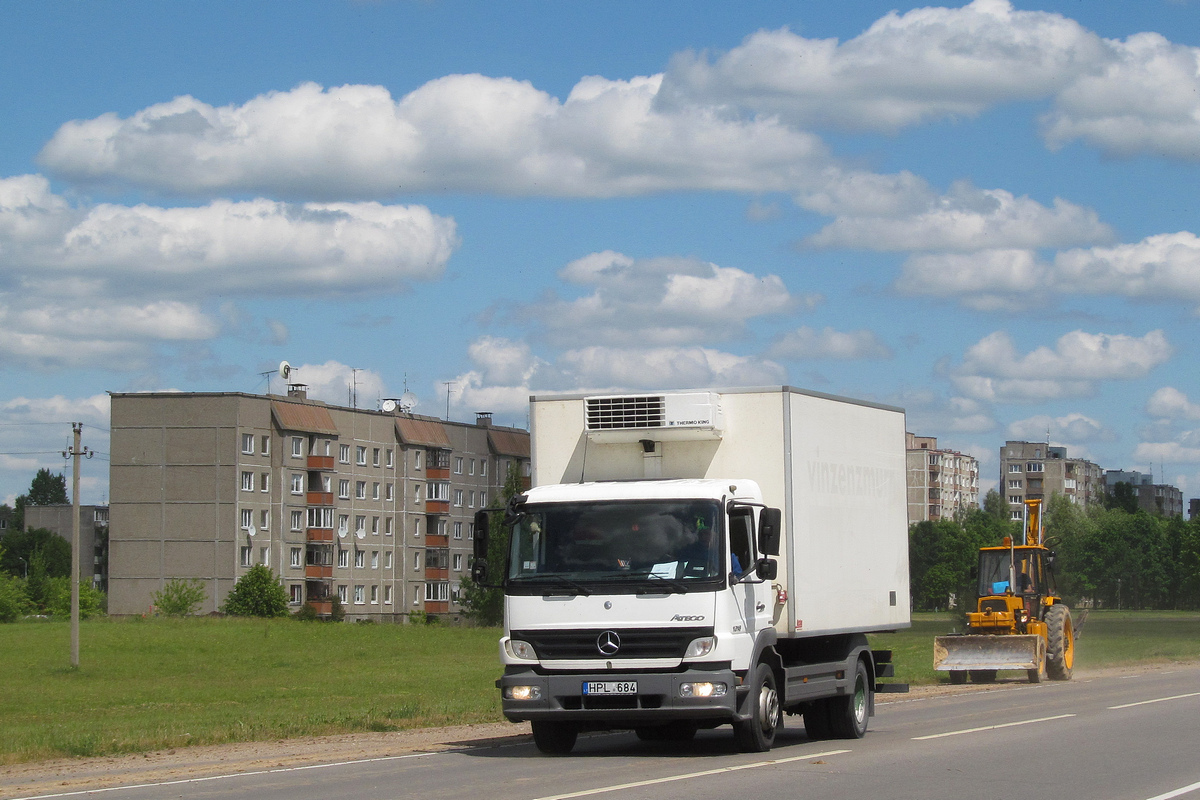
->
[1046,604,1074,681]
[949,670,967,685]
[531,721,578,755]
[968,670,997,683]
[829,659,871,739]
[734,663,782,752]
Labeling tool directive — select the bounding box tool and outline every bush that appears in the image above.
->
[0,573,31,622]
[43,578,106,619]
[293,603,319,621]
[153,579,207,616]
[329,597,346,622]
[222,565,289,617]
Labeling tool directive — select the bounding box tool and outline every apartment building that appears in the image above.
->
[21,504,109,591]
[108,388,529,620]
[1103,470,1184,517]
[999,441,1102,518]
[905,433,980,523]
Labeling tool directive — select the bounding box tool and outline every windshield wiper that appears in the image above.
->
[519,573,593,596]
[638,575,690,595]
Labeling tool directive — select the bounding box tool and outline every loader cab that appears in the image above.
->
[976,545,1056,624]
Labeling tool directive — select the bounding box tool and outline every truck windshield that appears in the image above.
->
[507,500,726,590]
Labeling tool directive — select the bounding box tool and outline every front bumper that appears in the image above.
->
[499,667,741,724]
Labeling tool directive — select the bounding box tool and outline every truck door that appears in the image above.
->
[728,508,771,637]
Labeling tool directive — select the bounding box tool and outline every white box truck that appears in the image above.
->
[471,386,910,754]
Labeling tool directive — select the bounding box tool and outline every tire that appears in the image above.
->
[1045,604,1074,681]
[733,663,783,752]
[803,700,832,740]
[968,669,997,684]
[829,659,871,739]
[949,670,967,685]
[531,721,578,755]
[1027,666,1043,683]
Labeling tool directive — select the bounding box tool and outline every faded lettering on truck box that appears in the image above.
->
[806,461,897,498]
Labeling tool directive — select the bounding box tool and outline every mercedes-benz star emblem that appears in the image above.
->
[596,630,621,656]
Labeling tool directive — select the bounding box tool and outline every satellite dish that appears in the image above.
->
[338,528,347,539]
[381,399,397,413]
[247,525,257,538]
[399,391,418,412]
[279,361,292,381]
[356,529,365,540]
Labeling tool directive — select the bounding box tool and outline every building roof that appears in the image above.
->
[271,401,339,435]
[488,428,531,458]
[395,416,452,448]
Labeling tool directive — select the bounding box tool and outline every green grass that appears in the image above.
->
[4,610,1199,765]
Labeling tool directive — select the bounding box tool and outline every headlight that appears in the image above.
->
[505,639,537,660]
[679,681,727,698]
[504,685,543,701]
[683,636,716,658]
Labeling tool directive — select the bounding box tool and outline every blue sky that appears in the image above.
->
[4,0,1200,506]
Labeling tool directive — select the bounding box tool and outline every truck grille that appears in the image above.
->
[585,396,665,430]
[512,627,711,660]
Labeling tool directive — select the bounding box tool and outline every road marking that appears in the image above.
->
[1109,692,1200,710]
[1145,779,1200,800]
[912,714,1075,740]
[7,752,442,800]
[531,749,851,800]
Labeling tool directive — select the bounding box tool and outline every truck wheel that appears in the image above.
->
[803,700,832,740]
[1046,604,1074,681]
[531,721,578,755]
[829,659,870,739]
[949,670,967,685]
[734,663,782,752]
[968,670,997,683]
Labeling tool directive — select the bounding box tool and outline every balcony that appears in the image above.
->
[306,491,334,506]
[425,601,449,613]
[425,500,450,514]
[426,533,449,546]
[305,564,333,579]
[307,455,336,471]
[427,466,450,480]
[306,527,334,543]
[425,567,450,580]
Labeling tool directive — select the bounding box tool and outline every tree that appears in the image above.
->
[0,528,71,579]
[222,565,289,617]
[153,579,207,616]
[459,463,524,626]
[0,572,31,622]
[28,468,69,505]
[1104,482,1139,514]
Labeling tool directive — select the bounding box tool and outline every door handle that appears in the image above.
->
[756,603,766,612]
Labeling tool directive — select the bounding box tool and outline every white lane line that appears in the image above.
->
[1109,692,1200,710]
[912,714,1075,740]
[531,749,851,800]
[1146,779,1200,800]
[7,751,442,800]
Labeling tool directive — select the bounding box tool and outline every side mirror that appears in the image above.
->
[756,559,778,581]
[758,508,782,556]
[473,510,490,562]
[471,560,489,582]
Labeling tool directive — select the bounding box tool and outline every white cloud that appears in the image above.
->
[1007,412,1112,443]
[284,361,387,408]
[894,249,1048,312]
[768,326,892,360]
[1133,440,1200,464]
[0,394,111,505]
[953,329,1172,402]
[1051,232,1200,309]
[1146,387,1200,420]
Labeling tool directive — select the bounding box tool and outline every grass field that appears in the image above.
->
[2,610,1198,765]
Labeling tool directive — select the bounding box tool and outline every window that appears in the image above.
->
[414,450,423,470]
[355,515,366,536]
[414,484,423,502]
[372,448,381,467]
[1010,495,1022,504]
[427,481,449,501]
[370,585,379,604]
[453,553,463,571]
[338,514,349,535]
[242,434,254,454]
[339,444,350,464]
[308,507,333,528]
[371,551,379,569]
[354,585,365,604]
[1009,464,1023,473]
[384,585,392,605]
[261,435,270,456]
[386,449,394,468]
[291,474,304,495]
[467,522,474,540]
[414,551,421,571]
[425,582,450,602]
[241,471,254,491]
[260,473,270,492]
[240,508,253,529]
[339,479,350,499]
[453,522,462,539]
[480,460,487,477]
[289,585,302,604]
[385,517,393,536]
[290,510,304,531]
[356,446,367,465]
[1009,480,1022,489]
[479,490,487,507]
[291,547,302,568]
[356,481,366,499]
[413,518,421,537]
[337,585,348,603]
[260,509,270,531]
[292,437,303,458]
[260,547,269,567]
[355,549,365,568]
[372,516,379,535]
[386,483,394,501]
[468,459,475,476]
[454,457,463,474]
[240,546,252,566]
[385,551,393,569]
[454,489,463,507]
[468,491,475,508]
[338,548,349,568]
[1027,462,1044,473]
[372,482,380,500]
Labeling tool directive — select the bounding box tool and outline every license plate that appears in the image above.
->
[583,681,637,695]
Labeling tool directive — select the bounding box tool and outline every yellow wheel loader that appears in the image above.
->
[933,499,1074,684]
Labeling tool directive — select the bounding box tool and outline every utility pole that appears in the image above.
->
[443,381,457,421]
[63,423,92,668]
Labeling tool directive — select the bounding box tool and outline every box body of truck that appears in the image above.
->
[478,386,910,753]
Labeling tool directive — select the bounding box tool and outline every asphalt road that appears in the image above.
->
[13,665,1200,800]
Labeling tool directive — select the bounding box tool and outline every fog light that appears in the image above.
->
[683,636,716,658]
[504,685,543,701]
[679,681,727,698]
[505,639,537,660]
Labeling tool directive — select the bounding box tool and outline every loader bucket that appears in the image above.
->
[933,634,1045,671]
